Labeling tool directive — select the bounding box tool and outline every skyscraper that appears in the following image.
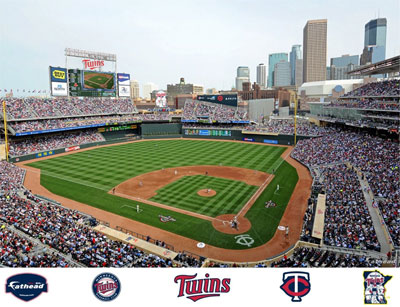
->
[268,53,288,87]
[143,82,158,99]
[256,63,266,88]
[235,66,250,91]
[274,61,291,87]
[130,80,140,99]
[362,18,387,63]
[330,54,360,80]
[303,19,327,82]
[295,59,303,86]
[290,45,302,85]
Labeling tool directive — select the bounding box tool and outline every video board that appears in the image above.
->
[68,69,116,97]
[184,129,232,137]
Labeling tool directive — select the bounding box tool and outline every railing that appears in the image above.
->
[115,225,175,251]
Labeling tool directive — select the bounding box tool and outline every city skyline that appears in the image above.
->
[0,0,399,94]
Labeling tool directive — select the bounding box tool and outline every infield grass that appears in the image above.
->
[28,139,298,250]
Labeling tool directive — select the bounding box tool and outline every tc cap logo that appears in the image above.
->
[6,273,48,302]
[280,271,311,302]
[363,270,392,304]
[92,272,121,301]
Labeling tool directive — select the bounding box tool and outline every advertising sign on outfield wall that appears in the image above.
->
[264,139,278,144]
[51,82,68,96]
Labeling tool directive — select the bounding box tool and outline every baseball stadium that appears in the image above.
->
[0,56,399,269]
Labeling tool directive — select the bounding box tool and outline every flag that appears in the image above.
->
[4,89,7,92]
[38,90,41,93]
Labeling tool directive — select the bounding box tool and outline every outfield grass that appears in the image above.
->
[28,140,298,250]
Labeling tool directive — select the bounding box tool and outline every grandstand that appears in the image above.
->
[0,75,399,268]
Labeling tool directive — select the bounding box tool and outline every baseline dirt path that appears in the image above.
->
[18,139,312,262]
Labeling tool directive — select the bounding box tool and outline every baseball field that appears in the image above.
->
[23,139,306,256]
[83,72,114,89]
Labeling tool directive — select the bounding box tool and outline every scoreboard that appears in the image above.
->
[184,129,232,136]
[68,69,116,97]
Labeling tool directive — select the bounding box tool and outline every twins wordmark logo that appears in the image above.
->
[6,273,48,302]
[174,273,230,302]
[363,270,392,304]
[92,272,121,301]
[280,271,311,302]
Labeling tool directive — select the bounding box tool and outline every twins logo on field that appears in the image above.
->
[280,271,311,302]
[6,273,48,302]
[363,270,392,304]
[92,273,121,301]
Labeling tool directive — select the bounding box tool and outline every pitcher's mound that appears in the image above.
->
[197,189,216,197]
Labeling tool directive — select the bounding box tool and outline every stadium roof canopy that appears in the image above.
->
[348,55,400,76]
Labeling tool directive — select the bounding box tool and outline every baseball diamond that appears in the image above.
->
[21,139,301,255]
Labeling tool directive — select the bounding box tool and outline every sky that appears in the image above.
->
[0,0,399,95]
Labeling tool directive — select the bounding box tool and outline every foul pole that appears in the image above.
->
[294,95,298,145]
[2,100,9,161]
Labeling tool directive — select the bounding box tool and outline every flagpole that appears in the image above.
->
[2,100,9,162]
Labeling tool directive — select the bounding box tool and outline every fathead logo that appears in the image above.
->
[82,59,105,70]
[174,273,230,302]
[52,70,66,80]
[280,271,311,302]
[6,273,48,302]
[92,273,121,301]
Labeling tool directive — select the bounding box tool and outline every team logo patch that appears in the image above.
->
[159,215,176,223]
[92,273,121,301]
[174,273,230,302]
[6,273,48,302]
[363,270,392,304]
[280,271,311,302]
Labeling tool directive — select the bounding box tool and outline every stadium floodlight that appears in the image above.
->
[65,48,117,62]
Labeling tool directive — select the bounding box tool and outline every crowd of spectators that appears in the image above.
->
[0,161,203,268]
[0,226,72,267]
[292,131,399,248]
[320,165,380,250]
[9,130,105,156]
[10,115,141,134]
[269,247,383,268]
[1,97,137,120]
[328,98,399,111]
[343,79,400,97]
[243,118,333,136]
[183,100,248,122]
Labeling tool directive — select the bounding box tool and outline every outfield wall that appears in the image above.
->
[181,128,313,145]
[141,123,182,137]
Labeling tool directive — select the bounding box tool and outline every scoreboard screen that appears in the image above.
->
[184,129,232,137]
[68,69,116,97]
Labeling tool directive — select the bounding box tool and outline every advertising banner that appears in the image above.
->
[65,146,80,152]
[197,94,238,107]
[117,73,130,85]
[243,137,255,142]
[36,151,54,158]
[118,85,131,97]
[49,67,67,82]
[264,139,278,144]
[51,82,68,96]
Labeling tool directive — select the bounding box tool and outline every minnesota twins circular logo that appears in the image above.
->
[92,273,121,301]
